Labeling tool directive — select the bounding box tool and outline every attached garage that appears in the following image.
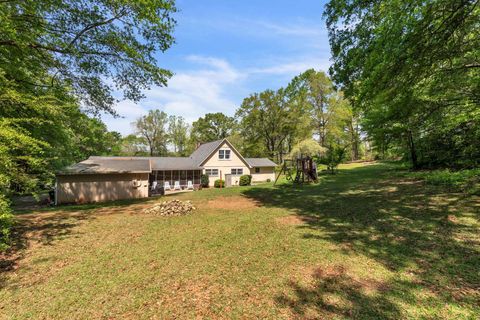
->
[56,158,151,204]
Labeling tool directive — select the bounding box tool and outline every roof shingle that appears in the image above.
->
[57,158,151,175]
[245,158,277,167]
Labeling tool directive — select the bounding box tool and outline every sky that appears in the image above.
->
[102,0,331,135]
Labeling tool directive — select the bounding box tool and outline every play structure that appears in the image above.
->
[274,155,318,185]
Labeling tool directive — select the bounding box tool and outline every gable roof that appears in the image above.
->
[57,158,151,175]
[192,138,253,168]
[57,139,277,175]
[245,158,277,167]
[189,139,225,164]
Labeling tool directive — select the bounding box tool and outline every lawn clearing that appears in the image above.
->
[1,163,479,319]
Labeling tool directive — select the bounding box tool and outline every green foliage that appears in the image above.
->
[289,139,326,159]
[0,0,177,114]
[191,113,236,144]
[117,134,149,156]
[236,88,310,163]
[324,0,480,169]
[214,179,224,188]
[408,169,480,195]
[168,116,189,156]
[239,175,252,186]
[200,174,209,188]
[134,109,169,156]
[0,194,13,251]
[318,145,347,174]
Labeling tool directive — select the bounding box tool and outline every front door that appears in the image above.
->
[225,174,232,187]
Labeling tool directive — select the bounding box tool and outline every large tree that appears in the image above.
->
[134,109,169,156]
[325,0,480,168]
[168,115,189,156]
[190,112,236,144]
[0,0,177,114]
[236,89,302,163]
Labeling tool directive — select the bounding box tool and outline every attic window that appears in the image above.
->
[218,149,231,160]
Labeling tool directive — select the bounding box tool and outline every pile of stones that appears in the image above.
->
[143,199,196,216]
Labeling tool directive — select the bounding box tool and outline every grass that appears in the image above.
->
[1,162,479,319]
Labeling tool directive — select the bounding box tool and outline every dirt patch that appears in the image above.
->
[275,215,306,226]
[204,196,260,210]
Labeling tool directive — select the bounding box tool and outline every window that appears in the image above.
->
[231,168,243,175]
[255,167,260,173]
[205,169,218,177]
[218,149,231,160]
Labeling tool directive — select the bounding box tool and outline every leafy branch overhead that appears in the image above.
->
[0,0,177,114]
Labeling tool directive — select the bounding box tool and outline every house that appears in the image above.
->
[56,138,277,204]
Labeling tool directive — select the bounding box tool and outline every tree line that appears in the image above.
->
[124,69,363,167]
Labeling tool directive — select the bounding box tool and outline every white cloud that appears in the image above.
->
[255,20,327,38]
[249,58,331,77]
[103,56,243,135]
[103,55,331,136]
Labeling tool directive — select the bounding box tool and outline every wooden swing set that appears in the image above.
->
[274,155,318,185]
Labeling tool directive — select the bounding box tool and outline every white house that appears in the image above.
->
[56,138,277,204]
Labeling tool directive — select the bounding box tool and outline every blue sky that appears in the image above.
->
[102,0,331,135]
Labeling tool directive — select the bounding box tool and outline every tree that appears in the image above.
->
[134,109,169,156]
[287,69,354,159]
[118,135,149,156]
[168,115,189,156]
[0,0,177,114]
[325,0,480,168]
[236,89,300,163]
[287,69,335,147]
[191,113,236,144]
[289,139,326,159]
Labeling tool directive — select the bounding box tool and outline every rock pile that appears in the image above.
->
[144,199,196,216]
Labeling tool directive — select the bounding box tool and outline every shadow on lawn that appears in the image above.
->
[1,198,156,287]
[242,163,480,318]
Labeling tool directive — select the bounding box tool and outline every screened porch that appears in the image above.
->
[149,170,202,194]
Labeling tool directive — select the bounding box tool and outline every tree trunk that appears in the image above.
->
[407,130,418,169]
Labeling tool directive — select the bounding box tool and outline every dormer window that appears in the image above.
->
[219,149,231,160]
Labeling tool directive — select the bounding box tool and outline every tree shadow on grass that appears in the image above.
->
[275,265,401,319]
[242,163,480,318]
[1,197,158,288]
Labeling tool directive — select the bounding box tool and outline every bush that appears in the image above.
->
[0,195,14,252]
[409,168,480,195]
[239,175,252,186]
[266,178,271,183]
[200,174,209,188]
[214,179,225,188]
[318,145,347,174]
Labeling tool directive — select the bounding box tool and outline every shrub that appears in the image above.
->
[266,178,271,183]
[409,168,480,195]
[318,145,347,174]
[200,174,209,188]
[0,195,14,252]
[214,179,224,188]
[239,175,252,186]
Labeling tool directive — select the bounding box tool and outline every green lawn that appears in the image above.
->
[1,163,479,319]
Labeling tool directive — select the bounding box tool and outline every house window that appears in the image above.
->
[205,169,219,177]
[218,149,231,160]
[255,167,260,173]
[231,168,243,175]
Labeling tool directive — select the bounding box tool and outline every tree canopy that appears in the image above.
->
[325,0,480,168]
[190,113,236,144]
[0,0,177,114]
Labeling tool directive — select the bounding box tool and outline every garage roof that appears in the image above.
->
[57,158,151,175]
